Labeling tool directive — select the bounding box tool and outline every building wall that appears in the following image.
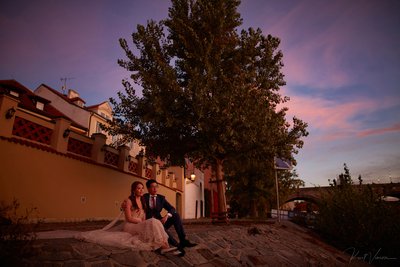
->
[89,113,113,144]
[35,85,90,128]
[127,140,146,158]
[0,138,181,222]
[0,94,184,222]
[184,169,205,219]
[37,86,115,147]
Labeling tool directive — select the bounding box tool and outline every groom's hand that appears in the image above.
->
[161,215,168,224]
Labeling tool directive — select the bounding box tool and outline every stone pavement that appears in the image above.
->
[13,220,371,267]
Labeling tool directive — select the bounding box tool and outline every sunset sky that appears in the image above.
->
[1,0,399,186]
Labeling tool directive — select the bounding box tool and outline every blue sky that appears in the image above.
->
[1,0,399,186]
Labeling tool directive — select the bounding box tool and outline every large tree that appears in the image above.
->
[107,0,308,216]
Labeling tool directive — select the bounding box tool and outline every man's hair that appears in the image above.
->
[146,179,158,188]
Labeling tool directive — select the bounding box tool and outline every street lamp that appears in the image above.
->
[5,107,16,119]
[184,158,196,182]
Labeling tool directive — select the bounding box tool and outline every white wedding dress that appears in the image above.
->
[36,206,169,250]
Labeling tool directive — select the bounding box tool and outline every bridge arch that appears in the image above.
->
[282,186,331,207]
[284,195,321,205]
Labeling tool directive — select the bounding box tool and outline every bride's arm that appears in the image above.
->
[124,199,142,224]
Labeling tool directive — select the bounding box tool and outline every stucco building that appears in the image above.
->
[0,80,186,222]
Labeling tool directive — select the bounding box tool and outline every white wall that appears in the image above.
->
[184,169,205,219]
[35,85,90,128]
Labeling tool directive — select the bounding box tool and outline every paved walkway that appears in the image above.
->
[13,220,371,267]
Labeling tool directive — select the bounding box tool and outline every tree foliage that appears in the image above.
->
[106,0,308,212]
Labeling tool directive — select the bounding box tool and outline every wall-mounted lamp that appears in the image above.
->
[126,155,132,162]
[63,128,71,138]
[5,107,16,119]
[190,173,196,182]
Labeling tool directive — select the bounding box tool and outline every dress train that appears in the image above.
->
[36,209,168,250]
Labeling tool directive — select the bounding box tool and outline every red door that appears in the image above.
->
[213,190,219,213]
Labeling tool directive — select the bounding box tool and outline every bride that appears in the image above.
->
[37,181,179,255]
[121,181,177,254]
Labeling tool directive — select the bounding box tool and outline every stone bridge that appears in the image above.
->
[284,182,400,205]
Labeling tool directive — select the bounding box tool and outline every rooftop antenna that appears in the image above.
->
[60,77,75,94]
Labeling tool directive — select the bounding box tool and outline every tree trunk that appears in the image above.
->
[249,199,258,218]
[248,178,258,218]
[215,159,227,215]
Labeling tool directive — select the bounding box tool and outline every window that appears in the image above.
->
[96,121,103,133]
[10,91,19,97]
[73,99,84,107]
[100,112,110,120]
[36,101,44,110]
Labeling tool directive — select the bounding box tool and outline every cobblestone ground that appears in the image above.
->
[10,221,372,267]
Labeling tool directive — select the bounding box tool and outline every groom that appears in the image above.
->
[144,179,197,252]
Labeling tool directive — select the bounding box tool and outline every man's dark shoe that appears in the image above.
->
[180,240,197,248]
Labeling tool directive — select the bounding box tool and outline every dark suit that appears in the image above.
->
[143,193,186,246]
[143,193,175,219]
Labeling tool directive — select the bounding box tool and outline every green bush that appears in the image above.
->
[315,165,400,265]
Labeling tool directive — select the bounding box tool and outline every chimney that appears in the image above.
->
[67,89,80,99]
[67,89,85,107]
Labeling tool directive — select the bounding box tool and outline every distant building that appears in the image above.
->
[35,84,145,157]
[35,84,112,142]
[0,79,185,221]
[0,80,87,134]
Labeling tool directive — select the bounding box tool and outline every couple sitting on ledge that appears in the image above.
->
[121,179,197,256]
[37,179,197,257]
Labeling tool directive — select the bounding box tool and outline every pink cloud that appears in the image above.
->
[281,93,399,142]
[282,38,351,90]
[358,123,400,137]
[284,95,368,130]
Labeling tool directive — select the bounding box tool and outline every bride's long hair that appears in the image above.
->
[129,181,147,210]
